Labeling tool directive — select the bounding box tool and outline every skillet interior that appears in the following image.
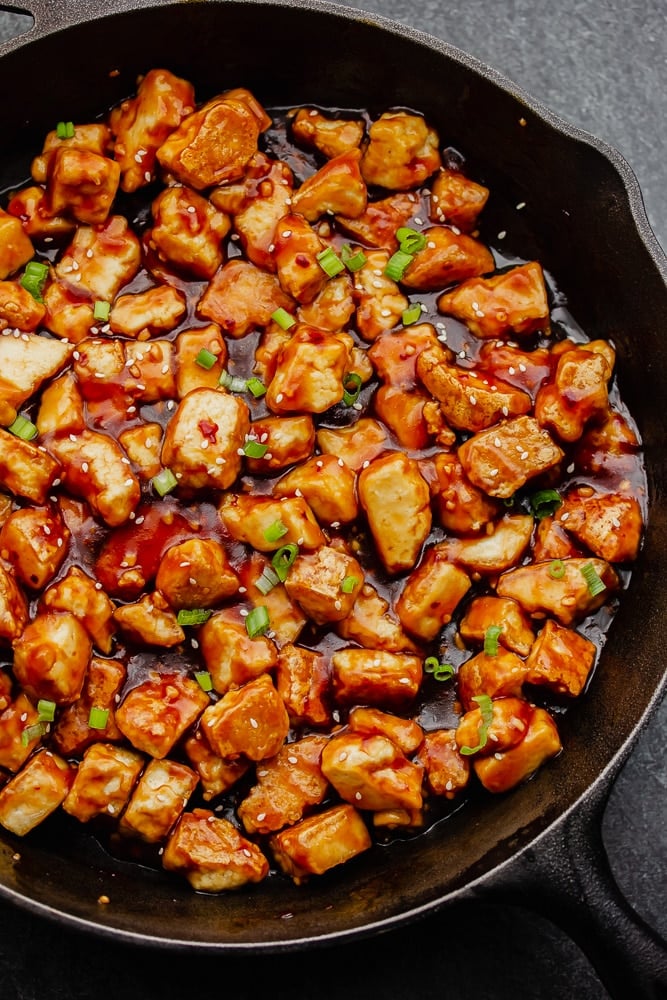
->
[0,0,665,949]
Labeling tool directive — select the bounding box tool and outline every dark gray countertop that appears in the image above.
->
[0,2,665,998]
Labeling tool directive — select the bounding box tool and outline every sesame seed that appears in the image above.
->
[497,230,506,239]
[516,202,526,210]
[257,812,266,821]
[250,717,258,729]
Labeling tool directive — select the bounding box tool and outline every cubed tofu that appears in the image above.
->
[0,427,61,504]
[556,490,643,563]
[428,167,489,232]
[348,707,424,755]
[183,731,250,801]
[13,611,92,705]
[244,415,315,475]
[297,271,355,332]
[437,261,550,339]
[372,384,434,450]
[459,596,535,657]
[198,612,277,695]
[274,642,332,727]
[231,155,294,271]
[238,734,329,835]
[0,208,34,279]
[358,451,432,574]
[115,671,209,758]
[160,387,250,490]
[109,284,186,339]
[402,227,494,292]
[416,729,470,798]
[31,122,112,183]
[48,428,140,527]
[52,214,141,302]
[269,802,371,884]
[149,184,229,279]
[35,372,85,438]
[0,280,46,335]
[430,453,500,535]
[455,695,534,757]
[265,326,351,414]
[457,649,530,711]
[336,192,418,251]
[291,148,367,221]
[273,453,358,526]
[51,655,126,756]
[458,415,564,499]
[473,706,562,793]
[367,323,441,388]
[41,565,115,654]
[321,731,423,811]
[0,693,42,772]
[316,417,389,471]
[273,213,328,304]
[163,808,269,891]
[239,554,307,646]
[284,545,364,624]
[6,185,75,241]
[352,249,409,341]
[219,493,324,551]
[335,583,421,654]
[524,619,597,697]
[331,648,423,707]
[200,674,289,762]
[113,591,185,648]
[533,515,583,562]
[175,325,228,398]
[535,345,613,442]
[477,341,553,397]
[0,331,72,410]
[123,340,176,401]
[47,147,121,225]
[0,749,73,835]
[290,108,365,159]
[0,505,70,590]
[197,259,294,338]
[155,537,239,609]
[118,422,164,481]
[119,757,198,843]
[435,514,534,575]
[395,549,471,641]
[496,557,619,627]
[62,742,144,823]
[360,111,441,190]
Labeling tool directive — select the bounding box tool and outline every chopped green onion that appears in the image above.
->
[194,670,213,692]
[580,562,606,597]
[243,439,268,459]
[37,699,56,723]
[316,246,345,278]
[20,260,49,302]
[460,694,494,755]
[530,488,563,520]
[402,302,423,326]
[264,519,288,543]
[271,307,296,331]
[396,226,427,255]
[177,608,212,626]
[503,496,515,508]
[384,249,414,282]
[549,559,567,580]
[93,300,111,322]
[340,575,359,594]
[7,415,38,441]
[56,120,75,139]
[342,372,362,406]
[219,370,249,393]
[424,656,455,682]
[340,244,367,272]
[484,624,502,657]
[195,348,218,370]
[21,722,47,746]
[271,543,299,581]
[256,565,281,595]
[152,468,178,497]
[88,706,109,730]
[246,377,267,398]
[245,605,270,639]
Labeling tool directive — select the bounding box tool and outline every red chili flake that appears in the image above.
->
[198,419,219,444]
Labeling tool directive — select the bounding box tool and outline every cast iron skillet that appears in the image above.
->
[0,0,665,995]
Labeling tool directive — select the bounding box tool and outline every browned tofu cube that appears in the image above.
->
[331,648,423,708]
[48,428,141,527]
[62,742,144,823]
[201,674,289,762]
[52,214,141,302]
[0,428,61,504]
[290,108,364,159]
[113,591,185,648]
[244,415,315,475]
[457,649,530,712]
[455,695,534,757]
[41,565,116,654]
[0,208,34,279]
[155,537,239,610]
[238,734,329,835]
[273,453,358,526]
[108,285,186,339]
[335,582,421,654]
[297,270,355,332]
[395,549,471,642]
[352,248,409,341]
[6,185,75,241]
[360,111,441,191]
[175,325,227,398]
[373,384,435,451]
[199,612,277,695]
[47,147,121,225]
[358,451,432,574]
[292,148,367,221]
[524,619,597,697]
[219,493,324,552]
[0,331,72,410]
[31,121,111,183]
[149,184,229,280]
[52,655,126,756]
[348,707,424,755]
[367,323,441,387]
[0,505,70,590]
[458,415,564,499]
[163,807,269,891]
[0,279,46,336]
[197,259,293,338]
[473,706,562,793]
[265,326,351,414]
[123,340,177,402]
[428,167,489,232]
[118,423,164,481]
[228,155,294,272]
[459,596,535,657]
[336,191,417,251]
[416,729,470,798]
[437,261,550,339]
[13,611,92,705]
[119,757,198,843]
[274,643,332,727]
[272,213,328,304]
[316,417,388,471]
[430,453,500,535]
[284,545,364,625]
[269,803,371,884]
[0,562,29,645]
[496,557,619,627]
[435,515,534,575]
[0,693,43,772]
[402,227,494,292]
[183,731,249,801]
[321,731,423,811]
[240,554,307,646]
[0,749,73,835]
[556,490,643,563]
[535,343,613,442]
[115,671,209,758]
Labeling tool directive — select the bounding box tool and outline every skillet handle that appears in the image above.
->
[480,779,667,999]
[0,0,168,37]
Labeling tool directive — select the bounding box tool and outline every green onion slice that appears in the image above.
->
[460,694,494,755]
[37,699,56,723]
[219,370,248,393]
[484,624,502,657]
[195,348,218,370]
[580,562,606,597]
[530,488,563,520]
[88,706,109,730]
[256,565,281,595]
[342,372,362,406]
[340,575,359,594]
[177,608,212,626]
[316,246,345,278]
[271,307,296,331]
[396,226,427,254]
[384,249,414,282]
[20,260,49,302]
[264,519,288,543]
[548,559,567,579]
[340,244,367,272]
[56,120,75,139]
[243,438,268,459]
[246,377,267,398]
[7,414,38,441]
[21,722,47,746]
[402,302,423,326]
[152,468,178,497]
[93,300,111,322]
[271,542,299,581]
[194,670,213,692]
[245,605,270,639]
[424,656,455,682]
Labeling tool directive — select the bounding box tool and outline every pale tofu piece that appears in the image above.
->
[430,452,500,535]
[41,565,116,654]
[52,214,141,302]
[455,695,534,757]
[115,671,209,759]
[48,428,141,527]
[13,610,92,705]
[273,213,328,304]
[238,734,329,835]
[160,387,250,491]
[458,415,564,499]
[556,490,643,563]
[273,453,358,526]
[435,514,534,574]
[284,545,364,625]
[71,336,125,388]
[119,757,198,843]
[395,549,472,642]
[459,596,535,657]
[0,331,73,411]
[352,249,409,341]
[41,282,96,345]
[230,155,294,271]
[183,732,249,801]
[335,582,421,654]
[110,67,196,192]
[197,258,294,338]
[118,422,163,480]
[51,656,126,756]
[535,344,613,442]
[265,327,351,414]
[321,731,423,811]
[496,557,619,627]
[269,803,371,884]
[457,649,530,712]
[437,261,550,339]
[473,706,562,793]
[175,325,227,397]
[124,339,176,401]
[200,674,289,762]
[6,185,75,241]
[113,591,185,648]
[163,808,269,891]
[35,372,86,438]
[0,750,73,836]
[31,122,112,183]
[155,537,239,609]
[402,227,494,292]
[47,147,120,225]
[0,208,34,279]
[316,416,389,471]
[331,648,423,708]
[109,284,186,339]
[149,184,229,279]
[0,693,42,772]
[274,643,332,728]
[219,493,324,551]
[335,192,418,251]
[291,108,365,159]
[360,111,441,191]
[358,451,432,574]
[291,148,367,221]
[524,619,597,697]
[0,505,70,589]
[198,613,277,695]
[348,707,424,756]
[416,729,470,798]
[0,280,46,334]
[428,167,490,232]
[297,271,355,332]
[244,415,315,475]
[0,428,61,503]
[62,742,144,823]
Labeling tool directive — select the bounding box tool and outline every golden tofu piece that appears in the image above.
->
[47,147,120,225]
[0,331,71,411]
[240,554,307,646]
[115,671,209,759]
[292,148,367,222]
[183,732,249,801]
[437,261,550,339]
[51,655,126,756]
[496,557,619,627]
[331,648,423,708]
[41,565,116,654]
[0,749,73,836]
[335,583,421,654]
[118,422,163,481]
[430,452,500,535]
[358,451,432,574]
[524,619,597,697]
[273,213,328,304]
[265,326,351,414]
[455,695,534,757]
[48,428,141,527]
[360,111,441,191]
[457,649,530,712]
[395,548,471,641]
[163,808,269,891]
[149,184,229,280]
[348,706,424,756]
[284,545,364,624]
[0,280,46,334]
[119,757,198,843]
[352,248,409,341]
[0,693,42,772]
[0,428,61,504]
[459,595,535,657]
[402,227,494,292]
[269,803,371,884]
[316,417,388,471]
[535,345,613,442]
[197,258,293,338]
[109,284,186,339]
[219,493,324,552]
[62,742,144,823]
[238,734,329,835]
[199,613,277,695]
[416,729,470,798]
[428,167,489,232]
[0,505,70,590]
[297,271,355,332]
[32,122,111,183]
[336,192,418,251]
[435,514,534,575]
[458,415,564,499]
[244,414,315,475]
[175,325,227,398]
[155,537,239,610]
[274,643,332,728]
[0,208,34,279]
[53,214,141,302]
[274,453,357,525]
[291,108,364,159]
[201,674,289,762]
[113,591,185,648]
[473,706,562,793]
[231,155,294,272]
[557,490,643,563]
[321,731,423,811]
[13,610,92,705]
